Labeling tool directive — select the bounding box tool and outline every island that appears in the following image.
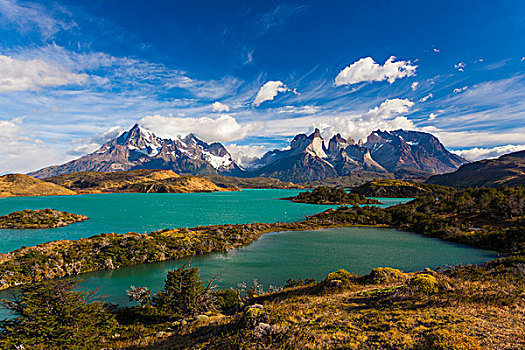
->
[0,209,88,229]
[283,186,382,205]
[352,179,454,198]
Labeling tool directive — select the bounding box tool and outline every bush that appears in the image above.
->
[410,274,439,295]
[324,269,355,288]
[213,289,240,313]
[0,279,116,349]
[422,329,481,350]
[367,267,406,284]
[153,264,214,318]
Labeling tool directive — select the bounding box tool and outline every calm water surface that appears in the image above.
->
[0,190,407,253]
[74,226,498,306]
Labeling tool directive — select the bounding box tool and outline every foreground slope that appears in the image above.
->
[0,174,76,198]
[427,150,525,187]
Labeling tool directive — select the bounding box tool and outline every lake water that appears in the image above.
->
[0,190,498,314]
[75,226,498,306]
[0,189,408,253]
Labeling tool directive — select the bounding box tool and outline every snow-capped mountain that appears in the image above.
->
[242,128,467,182]
[29,124,241,178]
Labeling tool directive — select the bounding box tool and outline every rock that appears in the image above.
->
[254,322,276,339]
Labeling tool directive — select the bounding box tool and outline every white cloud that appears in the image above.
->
[0,117,66,174]
[411,82,419,91]
[0,54,88,92]
[211,101,230,113]
[453,86,468,93]
[0,0,75,39]
[451,144,525,161]
[254,81,291,106]
[419,93,433,102]
[455,62,466,72]
[225,144,267,166]
[428,113,438,121]
[334,56,417,86]
[275,105,320,114]
[139,114,262,143]
[67,126,123,156]
[317,98,416,142]
[421,126,525,148]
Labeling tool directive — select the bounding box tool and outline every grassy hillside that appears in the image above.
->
[352,179,454,198]
[427,150,525,188]
[45,170,231,193]
[0,174,76,198]
[103,257,523,349]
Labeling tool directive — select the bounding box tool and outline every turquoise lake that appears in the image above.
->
[0,190,499,312]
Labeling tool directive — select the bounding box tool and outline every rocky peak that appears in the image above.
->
[327,133,350,157]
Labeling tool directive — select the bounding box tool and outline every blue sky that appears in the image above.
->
[0,0,524,172]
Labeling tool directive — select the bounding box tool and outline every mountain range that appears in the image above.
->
[29,124,467,182]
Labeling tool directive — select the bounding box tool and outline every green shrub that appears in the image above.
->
[422,329,481,350]
[213,289,240,313]
[367,267,405,284]
[410,274,439,295]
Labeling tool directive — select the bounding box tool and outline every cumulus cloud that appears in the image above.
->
[317,98,416,142]
[334,56,417,86]
[0,54,88,92]
[254,81,291,106]
[419,93,433,102]
[451,144,525,161]
[139,114,261,143]
[453,86,468,93]
[411,82,419,91]
[211,101,230,113]
[0,117,66,174]
[225,144,267,166]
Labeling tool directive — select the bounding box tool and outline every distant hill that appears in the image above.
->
[426,150,525,188]
[0,174,76,198]
[202,174,303,189]
[45,169,230,193]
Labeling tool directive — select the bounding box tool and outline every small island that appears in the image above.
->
[284,186,382,205]
[0,209,88,229]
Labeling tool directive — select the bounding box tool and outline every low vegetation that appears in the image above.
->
[352,179,454,198]
[1,256,523,349]
[0,209,88,229]
[284,186,381,205]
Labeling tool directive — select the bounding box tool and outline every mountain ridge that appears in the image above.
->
[29,124,468,182]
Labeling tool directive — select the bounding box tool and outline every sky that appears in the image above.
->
[0,0,524,173]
